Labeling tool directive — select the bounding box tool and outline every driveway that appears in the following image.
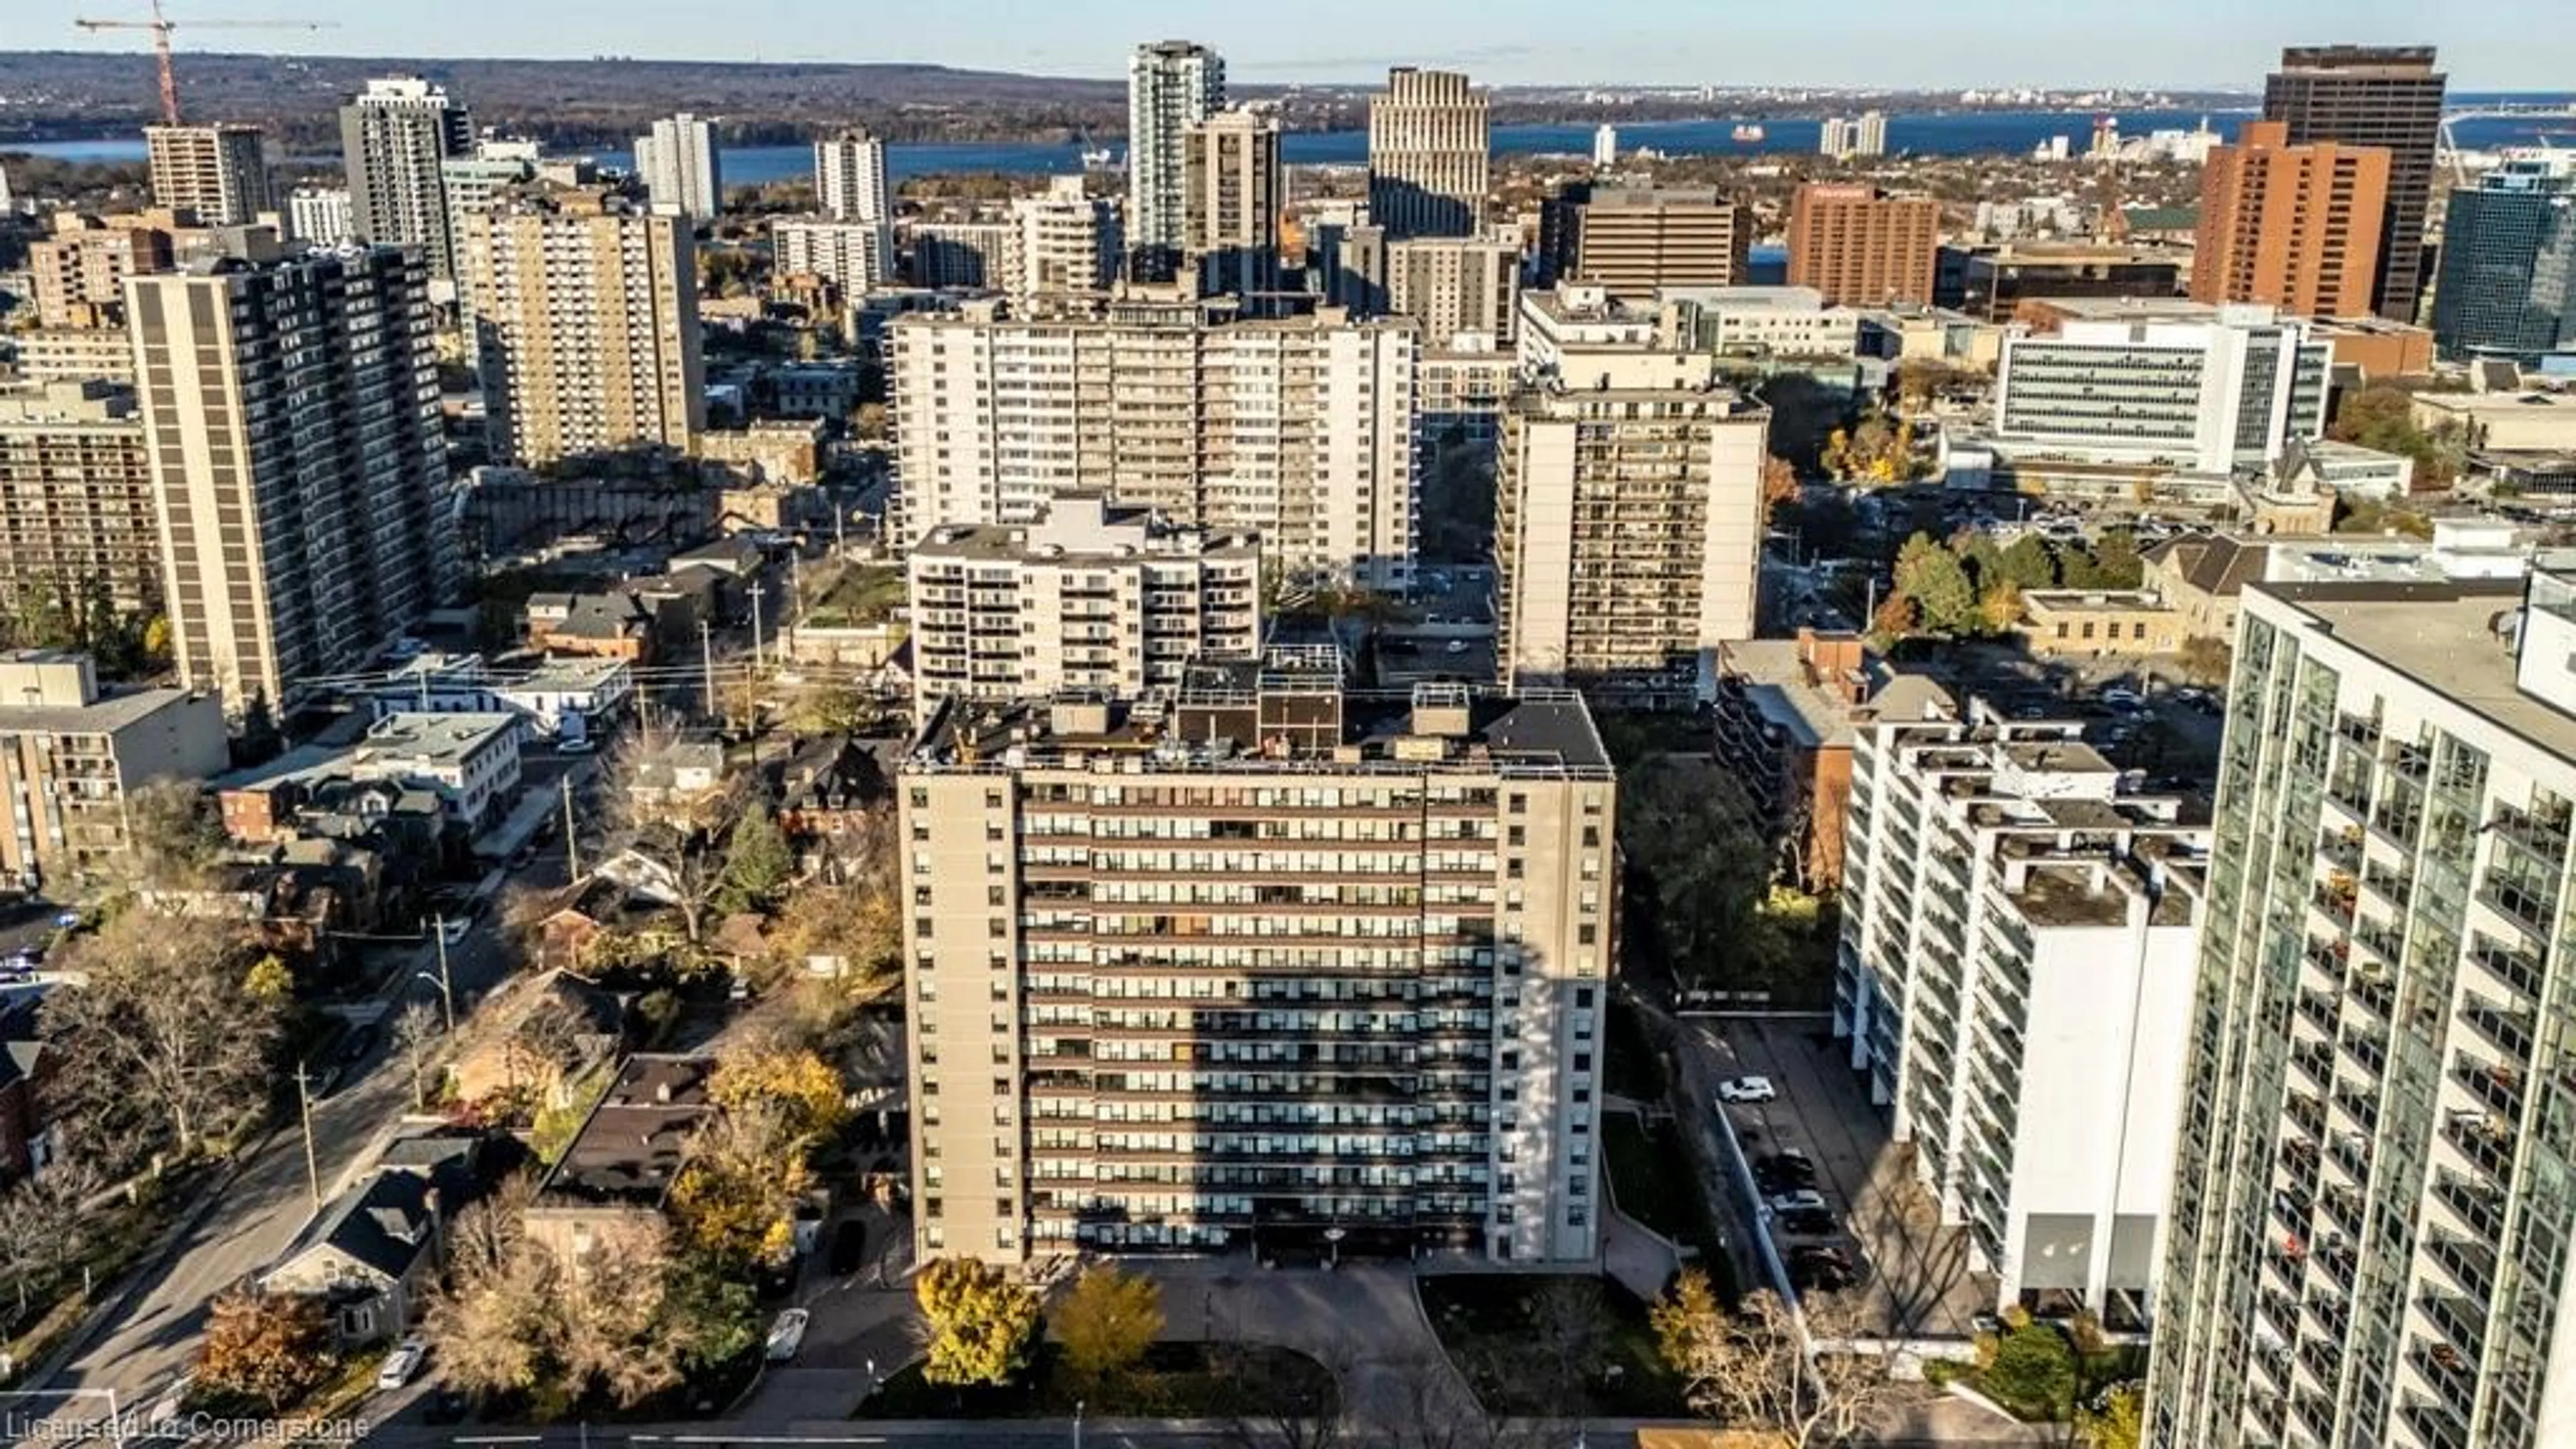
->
[1138,1257,1474,1434]
[1690,1017,1993,1340]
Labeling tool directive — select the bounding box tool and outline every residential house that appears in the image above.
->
[624,738,732,826]
[2143,535,2276,645]
[0,994,56,1180]
[258,1134,486,1346]
[525,591,655,661]
[523,1055,717,1265]
[446,967,627,1106]
[771,737,889,853]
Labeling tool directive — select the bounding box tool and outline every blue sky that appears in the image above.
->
[12,0,2567,89]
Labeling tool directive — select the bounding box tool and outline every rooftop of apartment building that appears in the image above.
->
[1661,284,1837,315]
[910,659,1611,780]
[535,1054,716,1208]
[912,492,1259,565]
[354,712,520,765]
[1955,239,2192,266]
[2004,848,2206,930]
[2255,576,2576,761]
[0,378,136,426]
[0,650,207,735]
[1717,630,1951,751]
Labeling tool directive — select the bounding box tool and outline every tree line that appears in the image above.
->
[1873,527,2144,641]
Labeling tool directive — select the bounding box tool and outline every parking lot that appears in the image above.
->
[1693,1016,1993,1340]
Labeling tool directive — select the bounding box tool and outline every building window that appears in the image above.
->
[915,917,934,938]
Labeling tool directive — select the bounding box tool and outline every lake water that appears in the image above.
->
[11,108,2568,184]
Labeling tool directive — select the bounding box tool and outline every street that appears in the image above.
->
[28,857,541,1414]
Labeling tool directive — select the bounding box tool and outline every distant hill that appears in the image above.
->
[0,50,1134,149]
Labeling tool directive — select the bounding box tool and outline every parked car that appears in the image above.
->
[2102,686,2145,709]
[376,1336,428,1391]
[1754,1152,1818,1193]
[1444,639,1470,655]
[765,1308,811,1363]
[1777,1206,1837,1236]
[439,917,470,947]
[1717,1076,1777,1104]
[1767,1189,1830,1214]
[557,737,598,755]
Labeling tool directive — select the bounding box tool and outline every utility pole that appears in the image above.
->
[292,1061,321,1213]
[700,619,717,717]
[431,916,455,1032]
[751,580,766,672]
[561,775,581,879]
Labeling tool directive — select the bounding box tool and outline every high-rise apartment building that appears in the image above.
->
[144,125,270,226]
[1334,227,1523,345]
[2431,160,2576,364]
[904,220,1017,290]
[815,129,890,224]
[339,77,474,280]
[1367,68,1489,239]
[1128,40,1226,278]
[459,185,706,468]
[1570,188,1753,298]
[2192,121,2392,319]
[1495,337,1769,708]
[1994,303,2331,475]
[0,380,164,612]
[1183,105,1283,297]
[2148,570,2576,1449]
[1786,183,1940,306]
[890,297,1417,591]
[286,186,353,246]
[28,214,174,329]
[127,247,449,710]
[1012,177,1122,301]
[635,113,724,221]
[1836,696,2208,1318]
[906,492,1259,714]
[1819,111,1889,160]
[900,662,1617,1264]
[774,217,894,300]
[9,329,136,388]
[2264,45,2447,323]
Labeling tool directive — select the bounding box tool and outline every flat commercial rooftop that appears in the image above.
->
[2259,580,2576,763]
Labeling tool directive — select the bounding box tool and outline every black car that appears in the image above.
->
[1776,1206,1837,1237]
[1754,1152,1819,1193]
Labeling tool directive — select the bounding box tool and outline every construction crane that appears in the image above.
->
[74,1,336,127]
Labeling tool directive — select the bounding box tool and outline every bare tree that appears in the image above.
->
[596,725,754,947]
[1383,1348,1545,1449]
[119,779,226,890]
[41,912,281,1161]
[391,999,443,1111]
[1220,1340,1352,1449]
[0,1157,105,1317]
[1652,1275,1919,1448]
[554,1217,688,1408]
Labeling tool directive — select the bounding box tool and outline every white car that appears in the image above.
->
[376,1336,427,1391]
[1718,1075,1778,1104]
[2101,687,2146,709]
[765,1307,811,1363]
[557,737,598,755]
[1768,1189,1830,1214]
[439,916,470,946]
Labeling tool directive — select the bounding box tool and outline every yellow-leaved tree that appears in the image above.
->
[1055,1264,1163,1384]
[916,1257,1040,1387]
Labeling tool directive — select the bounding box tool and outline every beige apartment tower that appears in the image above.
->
[0,380,166,614]
[460,185,706,467]
[1183,106,1283,296]
[891,297,1418,592]
[144,125,271,227]
[1497,379,1771,708]
[1572,189,1753,297]
[29,215,174,329]
[1368,67,1489,239]
[901,663,1617,1266]
[127,248,450,711]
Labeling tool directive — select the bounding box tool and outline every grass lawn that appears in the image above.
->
[802,564,904,627]
[856,1342,1334,1421]
[1419,1274,1688,1418]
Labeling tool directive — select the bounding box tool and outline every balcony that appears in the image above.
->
[2487,800,2572,861]
[2430,1170,2505,1244]
[2443,1109,2516,1183]
[2336,712,2382,750]
[2406,1340,2477,1404]
[2361,861,2414,906]
[2400,1397,2473,1449]
[2451,1055,2525,1122]
[2467,936,2546,1001]
[2474,877,2557,941]
[2318,827,2363,873]
[2296,990,2341,1038]
[2416,1291,2488,1362]
[2459,996,2536,1063]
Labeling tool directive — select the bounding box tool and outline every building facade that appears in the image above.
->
[1128,40,1226,276]
[906,220,1016,290]
[1570,189,1752,298]
[1012,178,1122,301]
[1836,699,2207,1318]
[1367,68,1489,240]
[129,247,451,712]
[1495,376,1769,708]
[2148,573,2576,1449]
[0,380,164,613]
[29,215,173,329]
[815,130,890,225]
[1820,111,1889,160]
[635,113,723,221]
[1336,228,1522,345]
[0,653,228,893]
[775,217,894,300]
[890,298,1418,591]
[460,185,706,467]
[2263,45,2447,323]
[1993,305,2331,474]
[1786,184,1940,307]
[900,668,1617,1265]
[286,186,354,246]
[144,125,270,227]
[2431,160,2576,364]
[339,77,474,281]
[1183,106,1283,298]
[906,492,1259,712]
[2192,121,2392,320]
